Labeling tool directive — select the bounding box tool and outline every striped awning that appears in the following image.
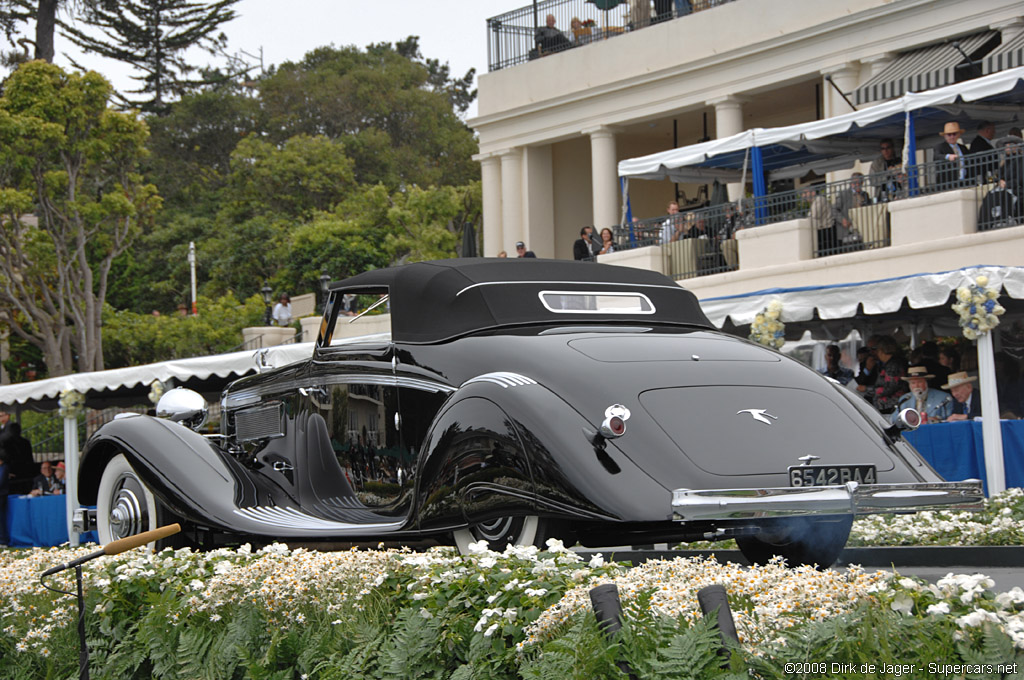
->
[985,31,1024,74]
[854,32,998,105]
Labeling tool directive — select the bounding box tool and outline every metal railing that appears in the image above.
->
[228,329,304,354]
[609,145,1024,280]
[487,0,739,71]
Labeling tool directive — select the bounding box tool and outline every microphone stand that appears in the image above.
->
[40,523,181,680]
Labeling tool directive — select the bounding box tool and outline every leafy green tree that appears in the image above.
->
[102,292,264,368]
[258,39,479,189]
[0,61,159,375]
[61,0,240,114]
[384,182,482,263]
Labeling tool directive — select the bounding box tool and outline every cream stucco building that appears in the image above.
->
[470,0,1024,298]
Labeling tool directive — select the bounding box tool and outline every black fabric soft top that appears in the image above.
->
[330,258,713,343]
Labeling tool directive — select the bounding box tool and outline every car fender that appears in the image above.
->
[414,378,672,531]
[79,414,255,530]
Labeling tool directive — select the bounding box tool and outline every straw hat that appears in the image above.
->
[941,122,964,136]
[941,371,977,389]
[900,366,934,381]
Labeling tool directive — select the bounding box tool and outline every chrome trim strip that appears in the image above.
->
[224,374,454,407]
[671,480,984,521]
[233,506,403,532]
[461,372,538,389]
[455,280,685,297]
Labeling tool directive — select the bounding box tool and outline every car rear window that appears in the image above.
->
[538,290,655,314]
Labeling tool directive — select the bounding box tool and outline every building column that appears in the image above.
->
[862,52,896,80]
[477,153,503,256]
[821,62,860,118]
[586,126,619,231]
[500,148,524,253]
[708,96,746,201]
[523,145,555,258]
[822,63,862,181]
[992,18,1024,43]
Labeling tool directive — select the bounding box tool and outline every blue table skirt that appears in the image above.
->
[5,494,98,547]
[904,420,1024,495]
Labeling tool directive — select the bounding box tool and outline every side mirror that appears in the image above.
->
[156,387,209,431]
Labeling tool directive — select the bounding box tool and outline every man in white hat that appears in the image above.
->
[891,366,952,424]
[934,121,970,187]
[943,371,981,421]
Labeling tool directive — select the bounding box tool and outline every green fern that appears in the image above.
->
[381,608,446,679]
[649,620,722,680]
[175,626,216,679]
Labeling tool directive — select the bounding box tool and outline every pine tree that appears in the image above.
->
[61,0,240,114]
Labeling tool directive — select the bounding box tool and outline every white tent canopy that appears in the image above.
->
[699,265,1024,328]
[0,342,317,409]
[618,66,1024,183]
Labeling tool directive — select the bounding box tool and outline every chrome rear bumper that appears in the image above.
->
[671,480,985,521]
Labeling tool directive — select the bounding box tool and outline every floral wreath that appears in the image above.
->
[749,299,785,349]
[58,388,85,418]
[952,274,1005,340]
[148,379,166,406]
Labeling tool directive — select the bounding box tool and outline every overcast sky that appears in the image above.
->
[41,0,515,120]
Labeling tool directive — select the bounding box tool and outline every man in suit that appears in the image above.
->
[572,227,599,261]
[944,371,982,421]
[969,121,997,181]
[934,121,970,188]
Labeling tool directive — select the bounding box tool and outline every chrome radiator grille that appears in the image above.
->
[234,403,284,442]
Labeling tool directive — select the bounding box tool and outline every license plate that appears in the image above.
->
[788,465,876,487]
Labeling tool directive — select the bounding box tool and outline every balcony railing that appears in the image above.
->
[609,145,1024,280]
[487,0,739,71]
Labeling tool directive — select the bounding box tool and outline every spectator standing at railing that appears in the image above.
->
[833,172,869,247]
[535,14,571,56]
[272,294,293,325]
[661,201,682,244]
[515,241,537,258]
[598,227,616,255]
[934,121,971,188]
[998,129,1024,198]
[869,139,903,201]
[871,336,908,415]
[969,121,997,182]
[802,185,839,254]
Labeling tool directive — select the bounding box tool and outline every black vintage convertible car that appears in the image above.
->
[77,259,982,566]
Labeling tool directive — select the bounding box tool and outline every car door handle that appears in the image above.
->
[299,386,328,399]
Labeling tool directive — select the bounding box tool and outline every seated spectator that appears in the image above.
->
[944,371,981,421]
[272,294,293,325]
[909,340,949,392]
[820,344,854,385]
[52,461,66,495]
[891,366,953,424]
[597,227,616,255]
[871,336,908,414]
[570,17,594,44]
[869,138,903,200]
[682,212,709,240]
[535,14,571,56]
[30,460,60,496]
